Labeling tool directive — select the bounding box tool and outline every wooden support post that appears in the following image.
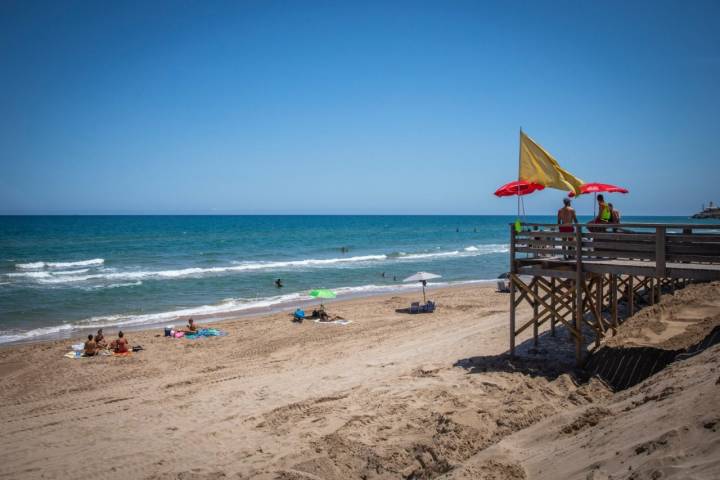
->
[649,277,655,305]
[575,224,584,365]
[655,225,665,304]
[509,224,516,357]
[611,274,618,335]
[592,275,600,349]
[628,276,635,316]
[550,277,557,337]
[655,226,666,278]
[533,280,539,346]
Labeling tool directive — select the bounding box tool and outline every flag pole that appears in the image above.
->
[517,128,522,219]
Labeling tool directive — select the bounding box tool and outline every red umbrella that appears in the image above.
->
[568,182,629,197]
[494,180,545,197]
[568,182,629,217]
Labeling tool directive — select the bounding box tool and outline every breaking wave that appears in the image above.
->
[3,245,508,286]
[16,258,104,270]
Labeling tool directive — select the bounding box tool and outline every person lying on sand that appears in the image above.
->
[110,331,130,354]
[94,328,107,349]
[318,313,345,322]
[311,306,344,322]
[84,334,98,356]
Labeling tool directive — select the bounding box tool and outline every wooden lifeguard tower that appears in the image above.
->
[508,222,720,364]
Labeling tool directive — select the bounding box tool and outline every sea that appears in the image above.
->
[0,215,714,344]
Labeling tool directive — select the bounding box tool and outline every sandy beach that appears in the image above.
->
[0,283,718,479]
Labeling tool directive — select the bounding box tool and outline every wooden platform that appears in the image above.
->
[518,257,720,281]
[508,222,720,364]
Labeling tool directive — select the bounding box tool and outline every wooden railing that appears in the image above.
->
[510,223,720,277]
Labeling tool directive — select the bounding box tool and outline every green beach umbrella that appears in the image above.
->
[309,289,336,299]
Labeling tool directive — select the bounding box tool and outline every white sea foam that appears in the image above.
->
[53,269,90,276]
[15,258,104,270]
[15,261,46,270]
[82,292,305,328]
[231,254,387,269]
[399,251,460,260]
[6,271,52,279]
[5,246,509,286]
[0,324,74,344]
[84,281,143,290]
[106,281,143,289]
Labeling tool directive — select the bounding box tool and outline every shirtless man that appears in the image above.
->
[557,198,578,233]
[110,331,130,353]
[84,334,98,356]
[184,318,198,333]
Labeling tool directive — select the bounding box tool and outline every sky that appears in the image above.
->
[1,0,719,216]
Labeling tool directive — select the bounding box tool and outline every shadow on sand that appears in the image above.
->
[453,324,600,381]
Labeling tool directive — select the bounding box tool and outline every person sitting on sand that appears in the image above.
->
[311,304,329,319]
[311,305,324,318]
[110,331,130,354]
[84,334,98,356]
[180,318,198,333]
[94,328,107,349]
[310,304,344,322]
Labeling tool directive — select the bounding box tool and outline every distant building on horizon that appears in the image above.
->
[693,201,720,219]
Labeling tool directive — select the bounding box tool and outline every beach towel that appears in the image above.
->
[313,319,352,326]
[112,351,132,357]
[184,328,227,339]
[63,350,112,359]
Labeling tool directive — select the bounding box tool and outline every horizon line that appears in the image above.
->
[0,212,686,217]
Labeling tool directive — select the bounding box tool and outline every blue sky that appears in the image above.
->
[1,0,718,215]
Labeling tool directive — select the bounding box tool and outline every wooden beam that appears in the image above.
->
[656,226,666,277]
[575,224,584,365]
[550,277,556,336]
[611,274,618,335]
[533,280,539,346]
[509,225,516,357]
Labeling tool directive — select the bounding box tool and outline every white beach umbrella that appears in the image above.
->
[403,272,441,303]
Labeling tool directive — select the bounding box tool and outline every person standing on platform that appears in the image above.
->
[558,198,578,258]
[557,198,578,233]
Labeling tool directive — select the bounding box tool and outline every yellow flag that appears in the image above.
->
[519,131,584,194]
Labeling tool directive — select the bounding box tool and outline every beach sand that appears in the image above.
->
[0,283,718,479]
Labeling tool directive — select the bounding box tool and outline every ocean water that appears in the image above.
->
[0,215,712,344]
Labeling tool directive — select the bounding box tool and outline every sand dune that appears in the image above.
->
[442,343,720,480]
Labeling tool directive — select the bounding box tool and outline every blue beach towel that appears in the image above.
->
[184,328,227,339]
